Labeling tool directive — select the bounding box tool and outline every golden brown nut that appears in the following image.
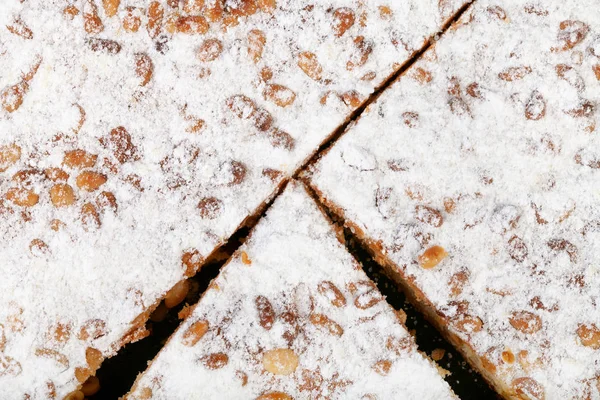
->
[509,311,542,334]
[262,348,299,375]
[63,150,97,169]
[5,188,38,207]
[255,295,275,330]
[297,51,323,81]
[182,320,209,346]
[248,30,266,63]
[512,377,545,400]
[135,53,154,86]
[201,352,228,369]
[317,281,346,307]
[147,2,164,39]
[256,392,292,400]
[263,84,296,108]
[576,323,600,349]
[332,7,355,37]
[0,144,21,172]
[50,184,76,207]
[123,6,141,32]
[309,313,343,336]
[81,202,101,231]
[165,280,190,308]
[418,245,448,269]
[83,1,104,34]
[102,0,120,17]
[197,39,224,62]
[76,171,107,192]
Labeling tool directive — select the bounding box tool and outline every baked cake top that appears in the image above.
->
[127,182,455,399]
[309,0,600,398]
[0,0,467,397]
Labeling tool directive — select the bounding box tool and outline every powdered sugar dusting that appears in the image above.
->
[310,0,600,398]
[127,182,455,399]
[0,0,467,397]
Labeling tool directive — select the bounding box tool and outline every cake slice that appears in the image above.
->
[0,0,470,397]
[126,182,455,399]
[308,0,600,398]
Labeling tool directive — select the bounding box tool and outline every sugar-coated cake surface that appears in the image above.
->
[309,0,600,398]
[127,182,455,399]
[0,0,467,397]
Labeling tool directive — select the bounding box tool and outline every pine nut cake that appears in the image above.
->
[0,0,468,397]
[127,182,456,400]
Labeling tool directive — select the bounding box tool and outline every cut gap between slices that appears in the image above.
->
[301,180,499,400]
[293,0,476,179]
[89,181,289,399]
[88,2,478,396]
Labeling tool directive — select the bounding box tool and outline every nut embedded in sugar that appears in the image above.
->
[509,311,542,334]
[512,377,545,400]
[102,0,120,17]
[372,360,392,375]
[263,84,296,108]
[81,202,101,231]
[78,319,107,341]
[174,16,209,35]
[182,320,209,347]
[83,1,104,34]
[96,191,118,212]
[50,184,76,207]
[257,0,276,13]
[135,53,154,86]
[576,323,600,349]
[146,1,164,39]
[297,51,323,81]
[44,168,69,182]
[198,197,222,219]
[453,315,483,334]
[415,205,444,227]
[309,313,343,336]
[501,349,515,364]
[332,7,355,37]
[29,239,49,256]
[123,7,142,32]
[5,187,39,207]
[86,38,121,54]
[76,171,107,192]
[256,392,292,400]
[86,347,103,370]
[524,90,546,120]
[197,39,224,62]
[6,16,33,40]
[0,144,21,172]
[247,30,266,63]
[317,280,346,307]
[255,295,275,330]
[418,245,448,269]
[241,251,252,265]
[201,352,229,370]
[262,348,299,375]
